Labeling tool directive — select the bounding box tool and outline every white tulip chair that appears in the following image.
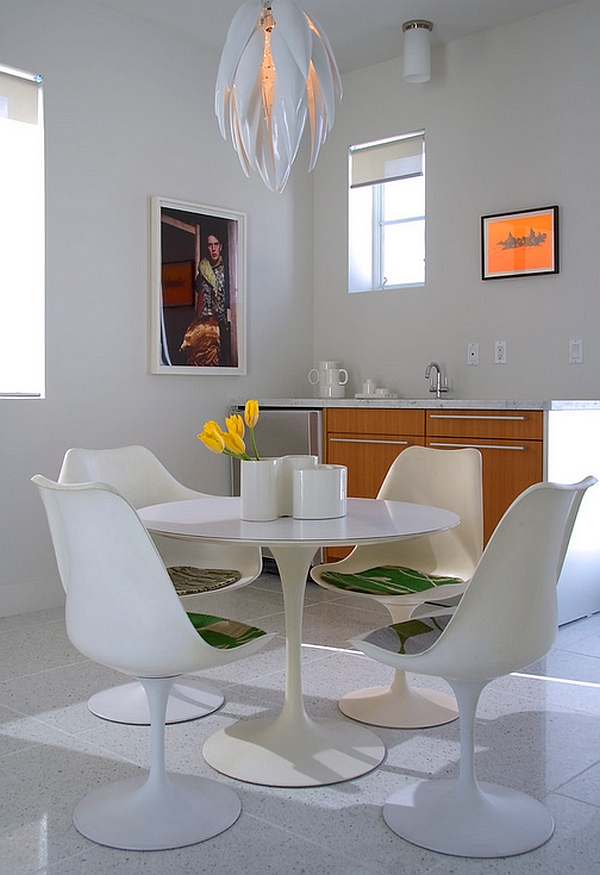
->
[350,477,595,858]
[311,446,483,728]
[33,475,275,851]
[58,445,263,724]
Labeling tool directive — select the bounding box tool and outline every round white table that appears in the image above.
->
[139,496,459,787]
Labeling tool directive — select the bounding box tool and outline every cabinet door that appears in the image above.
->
[426,436,543,544]
[327,434,424,498]
[323,408,426,561]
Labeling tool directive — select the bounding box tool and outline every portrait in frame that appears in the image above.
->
[150,196,246,374]
[481,206,559,280]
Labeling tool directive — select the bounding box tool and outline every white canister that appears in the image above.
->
[278,454,318,516]
[292,465,347,519]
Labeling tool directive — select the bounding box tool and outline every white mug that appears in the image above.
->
[320,384,345,398]
[308,366,349,397]
[322,367,348,386]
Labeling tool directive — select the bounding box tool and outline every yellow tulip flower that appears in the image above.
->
[244,399,259,428]
[198,423,225,454]
[222,430,247,457]
[225,413,245,439]
[244,400,260,459]
[198,402,260,461]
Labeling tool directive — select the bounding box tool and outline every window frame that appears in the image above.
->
[348,131,425,294]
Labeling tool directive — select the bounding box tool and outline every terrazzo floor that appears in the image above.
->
[1,571,599,874]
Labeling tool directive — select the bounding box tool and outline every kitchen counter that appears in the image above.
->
[238,398,600,411]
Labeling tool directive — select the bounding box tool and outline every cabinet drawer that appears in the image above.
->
[326,408,425,436]
[426,409,543,441]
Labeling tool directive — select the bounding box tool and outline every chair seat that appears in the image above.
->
[168,566,241,596]
[320,565,464,597]
[186,613,268,649]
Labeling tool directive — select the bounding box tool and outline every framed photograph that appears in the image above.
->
[481,206,559,280]
[150,196,246,374]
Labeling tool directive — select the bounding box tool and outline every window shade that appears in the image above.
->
[0,66,44,397]
[350,134,424,189]
[0,70,40,124]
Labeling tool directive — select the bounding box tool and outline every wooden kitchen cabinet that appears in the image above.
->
[322,406,544,559]
[324,408,425,497]
[426,409,544,544]
[323,408,425,559]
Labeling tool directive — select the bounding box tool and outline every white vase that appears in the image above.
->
[277,455,319,516]
[292,464,347,519]
[240,458,281,521]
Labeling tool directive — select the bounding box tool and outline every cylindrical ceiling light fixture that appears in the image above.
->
[402,20,433,83]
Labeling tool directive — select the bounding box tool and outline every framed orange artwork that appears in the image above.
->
[481,206,559,280]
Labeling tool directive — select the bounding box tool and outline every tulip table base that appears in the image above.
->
[204,541,385,786]
[203,711,385,787]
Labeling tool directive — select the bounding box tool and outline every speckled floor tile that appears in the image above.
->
[0,576,599,875]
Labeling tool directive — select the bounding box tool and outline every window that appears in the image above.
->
[348,132,425,293]
[0,65,45,398]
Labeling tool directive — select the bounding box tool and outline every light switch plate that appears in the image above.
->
[569,340,583,364]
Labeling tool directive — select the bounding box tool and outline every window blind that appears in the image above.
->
[0,65,45,397]
[350,133,424,189]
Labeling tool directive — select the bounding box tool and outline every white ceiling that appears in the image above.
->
[92,0,574,73]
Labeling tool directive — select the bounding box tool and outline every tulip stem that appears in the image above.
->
[249,427,260,460]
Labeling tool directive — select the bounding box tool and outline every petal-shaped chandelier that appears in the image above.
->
[215,0,342,193]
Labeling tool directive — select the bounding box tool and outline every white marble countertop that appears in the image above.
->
[234,398,600,411]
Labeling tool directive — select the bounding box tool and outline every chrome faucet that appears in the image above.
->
[425,361,449,398]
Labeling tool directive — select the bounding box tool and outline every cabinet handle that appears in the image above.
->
[329,438,410,446]
[429,441,526,451]
[428,414,528,421]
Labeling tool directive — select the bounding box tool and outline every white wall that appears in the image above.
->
[2,0,598,617]
[312,0,600,401]
[0,0,314,615]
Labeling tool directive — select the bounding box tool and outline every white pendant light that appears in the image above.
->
[215,0,342,193]
[402,20,433,83]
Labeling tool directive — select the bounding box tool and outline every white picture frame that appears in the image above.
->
[150,196,246,374]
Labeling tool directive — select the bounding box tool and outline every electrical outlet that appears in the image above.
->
[467,342,479,365]
[494,341,507,364]
[569,340,583,364]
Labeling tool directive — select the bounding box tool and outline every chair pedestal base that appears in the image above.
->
[73,772,240,850]
[88,677,224,725]
[383,778,554,858]
[338,678,458,729]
